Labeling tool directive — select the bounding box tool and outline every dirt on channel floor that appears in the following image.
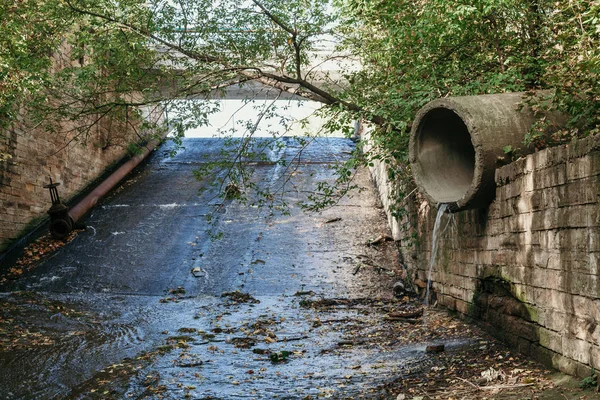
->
[2,244,596,399]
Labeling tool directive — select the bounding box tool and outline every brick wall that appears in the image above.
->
[0,111,161,253]
[371,134,600,377]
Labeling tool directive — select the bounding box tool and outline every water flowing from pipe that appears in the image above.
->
[425,203,449,308]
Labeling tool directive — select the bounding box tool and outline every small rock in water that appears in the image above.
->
[425,344,445,353]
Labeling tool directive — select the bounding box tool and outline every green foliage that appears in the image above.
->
[542,1,600,137]
[0,0,69,125]
[579,368,597,389]
[338,0,539,155]
[336,0,600,154]
[2,0,599,216]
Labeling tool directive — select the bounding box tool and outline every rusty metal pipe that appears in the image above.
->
[50,139,161,238]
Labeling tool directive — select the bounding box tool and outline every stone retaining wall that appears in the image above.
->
[0,111,162,253]
[371,134,600,377]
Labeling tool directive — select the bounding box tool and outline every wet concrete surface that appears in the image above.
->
[0,138,588,399]
[0,137,416,399]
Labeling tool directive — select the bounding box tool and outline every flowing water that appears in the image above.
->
[425,203,449,313]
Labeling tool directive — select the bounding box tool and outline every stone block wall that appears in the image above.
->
[371,134,600,377]
[0,110,162,253]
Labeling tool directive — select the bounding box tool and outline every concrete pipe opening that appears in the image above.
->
[409,92,565,211]
[413,108,476,204]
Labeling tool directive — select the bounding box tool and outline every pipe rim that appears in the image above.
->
[409,99,483,210]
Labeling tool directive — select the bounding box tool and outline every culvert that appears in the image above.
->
[409,92,564,211]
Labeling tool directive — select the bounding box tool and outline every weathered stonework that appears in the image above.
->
[0,112,161,253]
[371,134,600,377]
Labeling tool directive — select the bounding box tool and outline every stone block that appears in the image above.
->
[567,135,600,158]
[590,345,600,370]
[530,249,549,268]
[456,263,477,278]
[514,318,540,342]
[496,158,527,184]
[558,205,599,228]
[511,283,529,304]
[590,232,600,252]
[506,178,526,199]
[532,343,557,368]
[532,166,568,190]
[542,186,561,209]
[501,265,526,284]
[515,249,535,266]
[446,285,471,301]
[562,335,592,365]
[572,296,600,322]
[567,155,595,181]
[531,208,559,231]
[533,148,551,169]
[542,251,568,271]
[498,232,520,250]
[529,190,544,211]
[455,299,470,315]
[522,173,535,193]
[556,229,590,251]
[529,231,541,246]
[473,250,494,265]
[439,294,456,310]
[576,364,594,380]
[552,353,580,376]
[492,250,516,265]
[484,234,503,249]
[558,178,599,207]
[550,290,570,311]
[518,337,534,355]
[569,315,600,344]
[591,150,600,176]
[543,307,567,332]
[498,198,515,218]
[566,271,599,297]
[532,269,564,290]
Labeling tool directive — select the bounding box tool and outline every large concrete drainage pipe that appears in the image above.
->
[409,92,563,211]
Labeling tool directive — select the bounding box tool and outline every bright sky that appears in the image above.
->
[178,99,343,138]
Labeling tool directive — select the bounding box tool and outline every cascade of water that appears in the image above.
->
[425,203,449,308]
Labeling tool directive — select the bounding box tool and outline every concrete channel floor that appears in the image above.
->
[0,138,594,399]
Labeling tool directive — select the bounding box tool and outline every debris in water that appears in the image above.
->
[388,308,423,319]
[169,287,186,295]
[368,234,393,246]
[293,290,316,296]
[2,231,81,283]
[177,361,203,368]
[356,255,394,274]
[269,350,291,363]
[159,286,187,303]
[230,337,258,349]
[324,217,342,224]
[221,291,260,304]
